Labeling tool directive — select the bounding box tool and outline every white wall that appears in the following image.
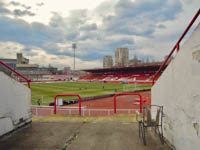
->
[152,23,200,150]
[0,72,31,136]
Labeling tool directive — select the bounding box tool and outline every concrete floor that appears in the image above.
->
[0,121,172,150]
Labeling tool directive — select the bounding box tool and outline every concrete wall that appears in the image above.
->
[152,24,200,150]
[0,72,31,136]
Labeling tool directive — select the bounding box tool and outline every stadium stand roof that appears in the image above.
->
[83,62,167,74]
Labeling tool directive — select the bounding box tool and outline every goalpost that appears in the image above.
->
[123,83,137,92]
[123,77,137,92]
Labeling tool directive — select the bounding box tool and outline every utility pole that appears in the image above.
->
[72,43,76,71]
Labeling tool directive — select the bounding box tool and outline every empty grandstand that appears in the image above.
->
[80,62,166,84]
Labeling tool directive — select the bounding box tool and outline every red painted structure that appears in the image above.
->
[152,8,200,85]
[0,60,31,88]
[54,94,82,115]
[114,93,143,114]
[83,63,162,75]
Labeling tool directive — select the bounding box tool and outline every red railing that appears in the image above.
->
[0,60,31,88]
[152,9,200,85]
[114,93,143,113]
[54,94,82,116]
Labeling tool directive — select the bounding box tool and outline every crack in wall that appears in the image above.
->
[175,104,195,120]
[192,49,200,62]
[193,122,200,137]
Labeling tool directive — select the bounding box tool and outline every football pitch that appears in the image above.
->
[30,82,152,105]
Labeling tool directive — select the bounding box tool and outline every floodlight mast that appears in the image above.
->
[72,43,76,71]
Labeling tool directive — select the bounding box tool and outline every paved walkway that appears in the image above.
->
[0,116,172,150]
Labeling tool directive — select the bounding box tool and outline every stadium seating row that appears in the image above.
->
[79,73,157,83]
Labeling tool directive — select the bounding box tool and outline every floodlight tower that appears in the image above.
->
[72,43,76,71]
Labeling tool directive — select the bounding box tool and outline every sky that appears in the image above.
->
[0,0,199,70]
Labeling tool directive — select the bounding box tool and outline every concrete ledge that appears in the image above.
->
[0,120,32,139]
[0,117,14,136]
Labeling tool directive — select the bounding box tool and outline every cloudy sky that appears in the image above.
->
[0,0,199,70]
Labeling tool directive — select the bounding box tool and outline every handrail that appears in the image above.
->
[54,94,82,116]
[0,60,31,88]
[152,8,200,85]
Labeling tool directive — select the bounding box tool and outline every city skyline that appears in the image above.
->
[0,0,199,69]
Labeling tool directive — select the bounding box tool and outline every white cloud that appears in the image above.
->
[0,41,24,58]
[0,41,102,70]
[132,0,200,60]
[6,0,108,24]
[0,0,200,70]
[28,48,102,70]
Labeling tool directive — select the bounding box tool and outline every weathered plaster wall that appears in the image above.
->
[0,72,31,136]
[152,25,200,150]
[152,23,200,150]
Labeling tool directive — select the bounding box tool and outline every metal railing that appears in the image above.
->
[114,93,143,113]
[32,105,140,117]
[54,94,82,115]
[0,60,31,88]
[152,9,200,85]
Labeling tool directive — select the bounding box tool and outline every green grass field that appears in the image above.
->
[30,82,152,105]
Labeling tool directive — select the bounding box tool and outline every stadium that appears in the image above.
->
[0,2,200,150]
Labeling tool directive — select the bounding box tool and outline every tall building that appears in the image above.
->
[17,53,29,64]
[103,56,113,68]
[115,48,129,67]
